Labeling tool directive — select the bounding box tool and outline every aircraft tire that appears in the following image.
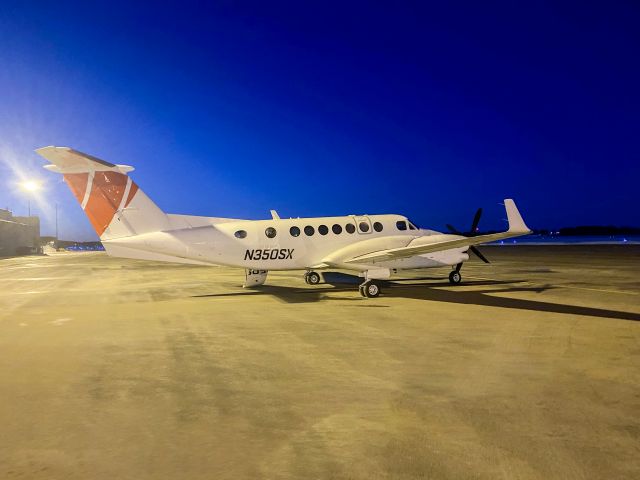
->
[307,271,321,285]
[361,281,381,298]
[449,271,462,284]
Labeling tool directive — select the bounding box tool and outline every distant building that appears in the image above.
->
[0,209,41,256]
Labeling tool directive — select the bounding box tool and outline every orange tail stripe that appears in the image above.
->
[85,172,128,236]
[125,182,139,208]
[64,171,140,237]
[63,173,89,204]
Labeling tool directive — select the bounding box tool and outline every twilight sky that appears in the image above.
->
[0,1,638,241]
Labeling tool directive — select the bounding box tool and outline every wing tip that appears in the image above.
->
[504,198,531,233]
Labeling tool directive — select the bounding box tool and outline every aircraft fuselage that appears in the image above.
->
[104,214,469,272]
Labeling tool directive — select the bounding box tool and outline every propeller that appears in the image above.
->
[446,208,490,265]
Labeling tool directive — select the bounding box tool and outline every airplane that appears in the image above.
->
[37,146,531,298]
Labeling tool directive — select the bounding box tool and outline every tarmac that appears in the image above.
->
[0,246,639,479]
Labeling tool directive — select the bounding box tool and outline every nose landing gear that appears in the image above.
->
[448,270,462,284]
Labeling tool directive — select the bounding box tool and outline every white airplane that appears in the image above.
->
[38,146,531,298]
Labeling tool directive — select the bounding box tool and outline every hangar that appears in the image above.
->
[0,208,40,256]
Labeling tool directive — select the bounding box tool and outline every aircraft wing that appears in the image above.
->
[345,199,531,264]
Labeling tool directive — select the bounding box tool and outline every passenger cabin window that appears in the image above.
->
[318,225,328,235]
[304,225,315,236]
[373,222,383,232]
[396,221,407,231]
[359,222,370,233]
[234,230,247,239]
[290,226,300,237]
[265,227,277,238]
[345,223,356,234]
[332,224,342,234]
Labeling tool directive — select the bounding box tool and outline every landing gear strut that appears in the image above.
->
[359,280,381,298]
[304,271,321,285]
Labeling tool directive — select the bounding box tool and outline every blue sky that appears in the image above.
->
[1,1,638,240]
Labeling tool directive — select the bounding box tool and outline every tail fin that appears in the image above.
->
[36,146,170,239]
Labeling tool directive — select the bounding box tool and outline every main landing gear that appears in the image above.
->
[359,280,381,298]
[304,271,321,285]
[303,270,382,298]
[303,266,463,296]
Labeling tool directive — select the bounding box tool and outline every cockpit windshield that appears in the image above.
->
[396,218,419,231]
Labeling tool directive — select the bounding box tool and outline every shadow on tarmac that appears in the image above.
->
[387,284,640,321]
[192,285,362,304]
[192,273,640,321]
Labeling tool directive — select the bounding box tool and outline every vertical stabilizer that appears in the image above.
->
[36,146,170,239]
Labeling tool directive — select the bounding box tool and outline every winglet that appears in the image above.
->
[504,199,531,233]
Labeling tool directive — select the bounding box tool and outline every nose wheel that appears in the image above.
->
[359,280,381,298]
[449,270,462,284]
[304,271,321,285]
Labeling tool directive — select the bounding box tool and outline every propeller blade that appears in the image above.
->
[446,224,462,235]
[469,208,483,235]
[470,246,490,263]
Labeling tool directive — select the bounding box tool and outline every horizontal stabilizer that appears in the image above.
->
[37,146,133,174]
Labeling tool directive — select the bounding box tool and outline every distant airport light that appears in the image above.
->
[18,179,44,216]
[20,180,41,192]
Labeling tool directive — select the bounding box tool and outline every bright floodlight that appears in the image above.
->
[20,180,41,192]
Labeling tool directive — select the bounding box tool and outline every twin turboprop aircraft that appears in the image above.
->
[38,146,531,298]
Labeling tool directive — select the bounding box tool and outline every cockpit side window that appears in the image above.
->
[396,221,407,231]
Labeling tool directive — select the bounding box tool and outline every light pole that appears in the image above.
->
[17,180,43,253]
